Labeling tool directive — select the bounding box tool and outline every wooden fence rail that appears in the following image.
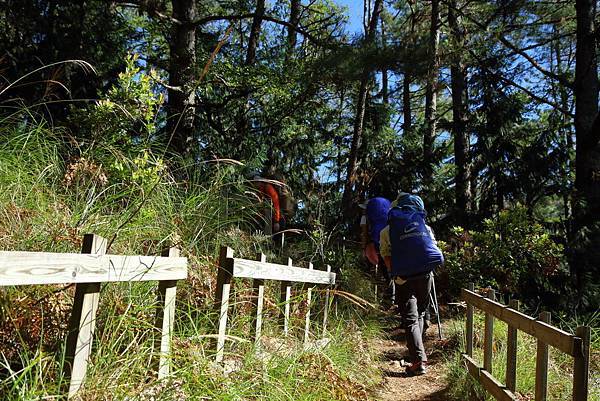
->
[214,246,336,363]
[0,234,188,399]
[462,284,590,401]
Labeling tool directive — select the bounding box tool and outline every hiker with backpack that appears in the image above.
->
[272,173,296,230]
[379,192,444,376]
[360,197,396,304]
[360,197,391,267]
[272,173,296,249]
[251,174,283,236]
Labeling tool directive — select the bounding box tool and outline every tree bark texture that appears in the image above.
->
[341,0,384,217]
[448,0,470,226]
[166,0,197,156]
[381,17,389,105]
[236,0,266,144]
[245,0,266,66]
[573,0,599,288]
[403,74,412,133]
[287,0,301,53]
[422,0,440,186]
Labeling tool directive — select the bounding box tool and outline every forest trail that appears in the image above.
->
[372,321,451,401]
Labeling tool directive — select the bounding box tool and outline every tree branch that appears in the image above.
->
[114,0,182,24]
[442,0,574,89]
[192,13,329,46]
[465,46,575,117]
[498,73,574,117]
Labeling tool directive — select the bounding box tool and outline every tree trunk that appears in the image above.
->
[448,0,470,227]
[403,73,412,133]
[381,17,389,105]
[287,0,300,53]
[573,0,599,289]
[422,0,440,186]
[166,0,197,156]
[551,23,574,233]
[245,0,265,66]
[236,0,266,147]
[341,0,384,217]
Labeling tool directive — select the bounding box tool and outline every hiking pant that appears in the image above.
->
[396,272,433,363]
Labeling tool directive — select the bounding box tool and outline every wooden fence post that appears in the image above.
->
[483,288,495,373]
[251,253,266,346]
[155,246,179,379]
[215,246,234,363]
[573,326,590,401]
[535,311,551,401]
[466,283,474,357]
[304,262,313,344]
[506,299,519,392]
[65,234,107,398]
[279,258,292,336]
[322,264,332,337]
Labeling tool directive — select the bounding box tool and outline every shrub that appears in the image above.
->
[68,54,166,191]
[442,206,567,308]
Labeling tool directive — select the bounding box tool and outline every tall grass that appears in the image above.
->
[0,115,383,400]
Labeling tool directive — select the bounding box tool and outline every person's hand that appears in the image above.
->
[365,243,379,265]
[273,222,280,232]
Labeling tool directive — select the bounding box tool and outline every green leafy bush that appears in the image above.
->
[442,206,567,308]
[68,54,165,190]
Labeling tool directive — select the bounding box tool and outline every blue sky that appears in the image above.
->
[334,0,364,34]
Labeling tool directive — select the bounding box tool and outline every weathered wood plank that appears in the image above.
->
[480,369,519,401]
[215,246,233,363]
[0,251,187,286]
[466,282,474,356]
[464,353,517,401]
[463,353,481,378]
[216,282,231,363]
[506,299,519,392]
[155,247,180,379]
[462,354,518,401]
[304,262,313,344]
[484,288,495,373]
[214,247,234,308]
[462,288,577,356]
[280,258,292,336]
[251,253,266,346]
[322,264,332,337]
[573,326,590,401]
[535,311,551,401]
[232,258,335,285]
[66,234,106,399]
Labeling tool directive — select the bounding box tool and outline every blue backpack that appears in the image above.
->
[388,200,444,278]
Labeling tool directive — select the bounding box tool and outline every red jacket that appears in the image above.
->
[257,181,281,222]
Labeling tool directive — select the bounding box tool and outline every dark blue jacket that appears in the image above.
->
[366,197,391,247]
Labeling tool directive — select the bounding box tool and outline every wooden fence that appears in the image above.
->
[0,234,188,399]
[214,246,336,362]
[462,284,591,401]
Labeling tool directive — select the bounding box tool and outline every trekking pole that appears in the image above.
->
[374,263,378,297]
[430,274,443,340]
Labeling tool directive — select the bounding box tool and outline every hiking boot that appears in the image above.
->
[405,361,427,376]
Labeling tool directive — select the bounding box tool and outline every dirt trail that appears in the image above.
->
[372,323,451,401]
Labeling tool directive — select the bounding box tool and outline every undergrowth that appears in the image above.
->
[0,111,383,400]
